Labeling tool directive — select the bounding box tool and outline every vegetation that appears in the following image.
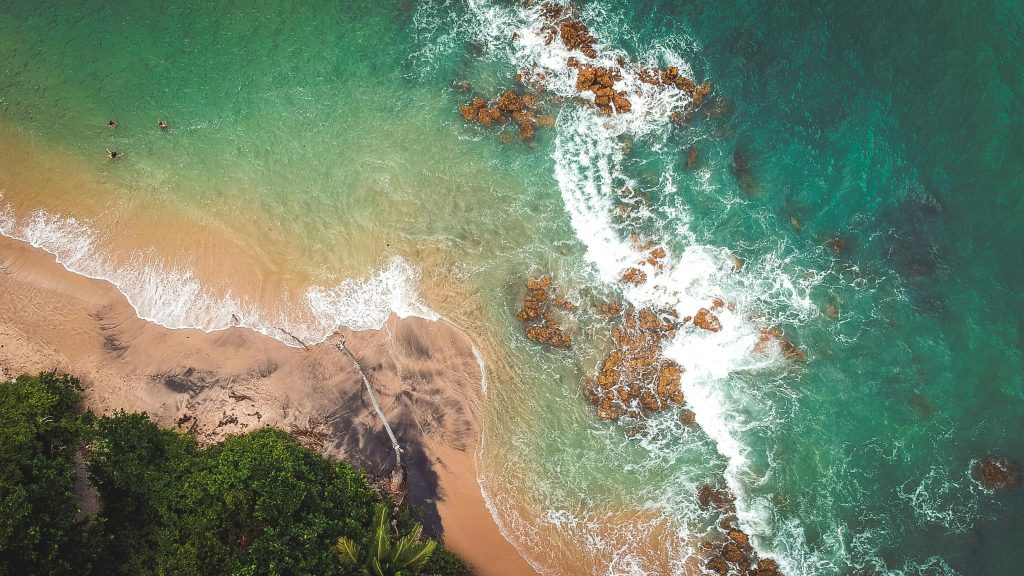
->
[0,372,473,576]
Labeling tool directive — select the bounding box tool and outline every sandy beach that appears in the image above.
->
[0,233,536,576]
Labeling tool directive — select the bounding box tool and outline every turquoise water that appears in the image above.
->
[2,1,1023,574]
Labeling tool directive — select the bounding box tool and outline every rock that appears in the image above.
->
[827,236,846,254]
[537,115,556,127]
[711,297,726,310]
[825,301,838,318]
[519,122,535,141]
[517,275,573,349]
[497,89,524,112]
[693,82,713,107]
[790,215,802,231]
[972,455,1022,492]
[721,542,744,563]
[733,149,758,194]
[685,146,699,169]
[693,308,722,332]
[698,484,736,511]
[453,81,472,91]
[705,556,729,576]
[621,267,647,285]
[727,529,750,549]
[679,408,697,427]
[754,328,806,362]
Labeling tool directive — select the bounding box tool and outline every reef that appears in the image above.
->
[583,306,687,421]
[972,455,1021,492]
[516,275,572,348]
[459,89,544,141]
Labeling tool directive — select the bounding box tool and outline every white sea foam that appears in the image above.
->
[457,1,844,574]
[0,200,437,345]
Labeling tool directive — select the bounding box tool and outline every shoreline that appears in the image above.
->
[0,233,536,575]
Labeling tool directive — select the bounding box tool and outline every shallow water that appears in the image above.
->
[2,1,1022,574]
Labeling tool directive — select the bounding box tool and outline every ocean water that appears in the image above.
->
[1,1,1022,574]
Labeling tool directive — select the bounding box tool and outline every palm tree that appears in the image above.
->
[333,504,437,576]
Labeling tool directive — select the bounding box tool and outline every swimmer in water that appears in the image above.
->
[108,120,117,129]
[158,119,168,129]
[106,149,123,159]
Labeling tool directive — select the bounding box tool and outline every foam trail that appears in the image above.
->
[0,199,437,345]
[460,1,830,573]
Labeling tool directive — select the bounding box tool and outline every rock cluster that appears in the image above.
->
[693,308,723,333]
[539,2,596,58]
[459,89,546,141]
[637,65,714,107]
[695,485,784,575]
[753,328,806,362]
[583,306,685,420]
[619,245,667,286]
[567,59,632,115]
[516,275,572,348]
[972,455,1021,492]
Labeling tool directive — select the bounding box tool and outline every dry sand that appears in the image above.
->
[0,233,536,576]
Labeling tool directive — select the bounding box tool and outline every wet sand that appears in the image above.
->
[0,233,536,576]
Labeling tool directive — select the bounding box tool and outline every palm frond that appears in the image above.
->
[331,535,360,565]
[371,504,392,560]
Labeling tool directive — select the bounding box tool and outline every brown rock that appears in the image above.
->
[972,455,1022,492]
[497,89,524,112]
[705,556,729,576]
[679,408,697,427]
[685,146,699,169]
[693,308,722,332]
[698,484,736,511]
[537,115,556,127]
[519,122,536,141]
[621,267,647,285]
[458,104,479,121]
[693,82,713,107]
[827,236,846,254]
[727,529,750,549]
[721,542,744,564]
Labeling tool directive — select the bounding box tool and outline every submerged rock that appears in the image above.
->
[972,455,1021,492]
[516,275,572,349]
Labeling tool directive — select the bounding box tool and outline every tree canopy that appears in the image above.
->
[0,373,472,576]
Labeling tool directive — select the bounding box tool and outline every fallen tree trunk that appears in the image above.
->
[335,337,406,503]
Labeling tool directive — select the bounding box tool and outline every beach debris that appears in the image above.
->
[516,275,573,348]
[972,455,1021,492]
[335,337,407,504]
[459,89,545,141]
[583,306,685,420]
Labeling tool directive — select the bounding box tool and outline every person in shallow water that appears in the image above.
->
[108,120,117,128]
[106,149,123,159]
[158,119,168,129]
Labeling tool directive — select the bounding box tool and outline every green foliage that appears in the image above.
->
[89,420,377,576]
[419,547,475,576]
[0,372,474,576]
[333,503,439,576]
[0,372,91,576]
